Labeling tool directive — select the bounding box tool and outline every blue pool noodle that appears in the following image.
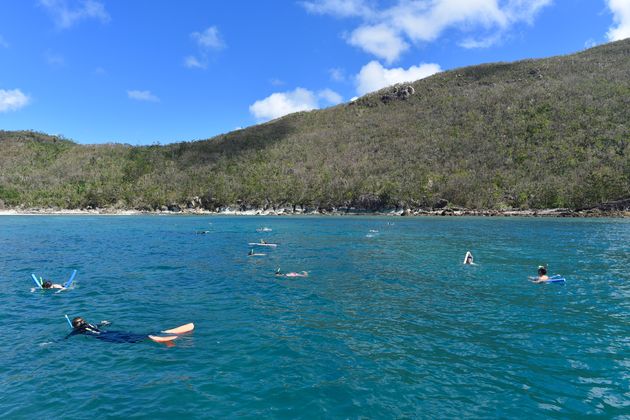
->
[31,274,42,289]
[64,270,77,288]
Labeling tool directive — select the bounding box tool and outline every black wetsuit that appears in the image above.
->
[66,323,148,343]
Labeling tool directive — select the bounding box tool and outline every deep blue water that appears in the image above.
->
[0,216,628,418]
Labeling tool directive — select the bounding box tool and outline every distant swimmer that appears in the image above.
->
[530,266,549,283]
[42,280,64,289]
[65,317,194,344]
[248,249,265,257]
[196,230,210,234]
[463,251,474,265]
[31,270,77,292]
[275,268,308,277]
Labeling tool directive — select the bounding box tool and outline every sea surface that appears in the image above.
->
[0,215,628,418]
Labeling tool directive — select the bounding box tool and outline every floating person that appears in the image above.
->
[463,251,474,265]
[275,268,308,278]
[248,240,277,247]
[248,248,265,257]
[256,227,272,232]
[196,230,210,234]
[530,265,549,282]
[529,266,566,284]
[31,270,77,292]
[65,316,194,344]
[42,280,64,289]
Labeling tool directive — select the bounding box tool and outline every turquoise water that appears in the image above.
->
[1,216,628,418]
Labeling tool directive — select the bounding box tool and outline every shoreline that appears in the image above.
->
[0,207,627,218]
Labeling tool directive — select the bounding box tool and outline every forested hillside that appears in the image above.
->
[1,39,629,211]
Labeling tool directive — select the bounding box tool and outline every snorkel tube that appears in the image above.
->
[64,314,73,329]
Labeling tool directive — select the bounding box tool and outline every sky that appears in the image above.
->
[0,0,628,145]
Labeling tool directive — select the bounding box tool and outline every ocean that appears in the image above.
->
[0,215,628,418]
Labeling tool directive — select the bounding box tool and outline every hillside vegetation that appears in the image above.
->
[1,40,629,211]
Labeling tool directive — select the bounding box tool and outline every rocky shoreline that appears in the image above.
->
[0,203,628,218]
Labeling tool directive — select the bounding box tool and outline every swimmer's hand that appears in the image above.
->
[99,320,111,326]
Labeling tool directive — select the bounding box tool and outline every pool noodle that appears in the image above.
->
[31,274,42,289]
[64,270,77,288]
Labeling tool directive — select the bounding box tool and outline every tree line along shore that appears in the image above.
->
[1,40,628,214]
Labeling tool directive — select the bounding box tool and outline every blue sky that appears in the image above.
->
[0,0,628,145]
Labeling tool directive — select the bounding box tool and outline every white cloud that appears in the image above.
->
[301,0,372,18]
[39,0,110,29]
[348,24,409,64]
[329,67,345,82]
[318,88,343,105]
[584,39,598,49]
[356,61,441,95]
[184,55,206,69]
[249,87,342,121]
[191,26,225,50]
[185,26,225,70]
[606,0,630,41]
[249,88,318,121]
[459,33,503,49]
[127,90,160,102]
[0,89,30,112]
[303,0,553,61]
[0,35,8,48]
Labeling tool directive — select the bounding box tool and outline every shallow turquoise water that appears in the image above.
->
[0,216,628,418]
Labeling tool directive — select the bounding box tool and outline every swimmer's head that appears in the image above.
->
[72,317,87,329]
[537,266,547,275]
[42,280,52,289]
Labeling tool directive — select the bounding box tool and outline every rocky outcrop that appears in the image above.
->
[380,84,416,104]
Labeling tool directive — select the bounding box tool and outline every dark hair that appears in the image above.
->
[538,266,547,275]
[72,317,86,329]
[42,280,53,289]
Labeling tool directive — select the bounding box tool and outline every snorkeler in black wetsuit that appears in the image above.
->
[66,317,149,343]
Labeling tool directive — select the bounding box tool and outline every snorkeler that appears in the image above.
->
[66,317,194,344]
[463,251,474,265]
[66,317,112,338]
[530,266,550,283]
[31,270,76,292]
[275,268,308,277]
[42,280,64,289]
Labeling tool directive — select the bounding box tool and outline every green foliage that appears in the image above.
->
[1,40,629,210]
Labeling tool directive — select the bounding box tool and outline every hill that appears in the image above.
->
[1,39,629,212]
